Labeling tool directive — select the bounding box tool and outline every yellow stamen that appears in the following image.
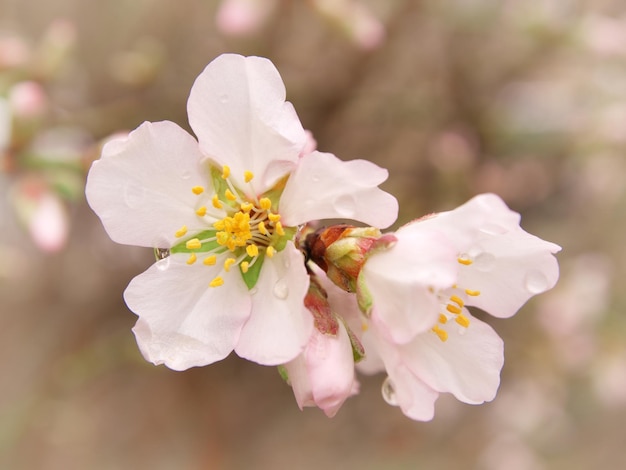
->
[241,202,253,213]
[432,325,448,342]
[212,194,223,209]
[225,189,237,201]
[266,246,276,258]
[465,289,481,296]
[268,212,281,223]
[244,170,254,183]
[446,304,462,315]
[195,206,207,217]
[246,244,259,257]
[221,165,230,179]
[456,314,470,328]
[259,197,271,210]
[192,186,204,195]
[186,238,201,250]
[258,221,268,235]
[175,225,188,238]
[203,255,217,266]
[457,257,473,265]
[186,253,197,265]
[438,314,448,324]
[274,221,285,236]
[210,276,224,287]
[240,261,249,273]
[450,295,464,307]
[216,232,229,245]
[224,258,236,272]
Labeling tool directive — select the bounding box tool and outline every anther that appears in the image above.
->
[457,257,473,266]
[259,198,272,210]
[240,261,249,273]
[175,225,188,238]
[212,194,223,209]
[221,165,230,179]
[196,206,207,217]
[465,289,481,296]
[244,170,254,183]
[258,221,268,235]
[268,213,281,223]
[446,304,462,315]
[209,277,224,287]
[432,325,448,342]
[246,245,259,257]
[224,258,236,272]
[225,189,237,201]
[203,255,217,266]
[266,246,276,258]
[438,314,448,324]
[450,295,464,307]
[186,253,197,265]
[455,314,470,328]
[192,186,204,195]
[186,238,201,250]
[274,221,285,236]
[241,202,253,212]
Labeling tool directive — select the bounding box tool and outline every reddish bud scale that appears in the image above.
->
[304,274,340,335]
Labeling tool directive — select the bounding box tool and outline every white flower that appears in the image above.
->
[85,54,398,371]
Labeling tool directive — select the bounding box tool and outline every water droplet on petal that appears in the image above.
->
[156,257,170,271]
[124,184,145,208]
[333,194,357,218]
[381,377,398,406]
[219,93,229,103]
[480,224,509,235]
[473,252,496,272]
[273,279,289,299]
[524,270,549,294]
[311,173,320,182]
[180,170,191,180]
[283,256,291,269]
[249,287,258,296]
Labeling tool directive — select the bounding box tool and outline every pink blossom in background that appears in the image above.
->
[216,0,279,36]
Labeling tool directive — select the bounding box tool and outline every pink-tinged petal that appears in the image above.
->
[187,54,306,194]
[402,312,504,404]
[305,321,356,417]
[124,255,251,370]
[362,227,458,344]
[85,121,211,248]
[28,191,68,253]
[216,0,278,36]
[235,243,313,365]
[280,151,398,228]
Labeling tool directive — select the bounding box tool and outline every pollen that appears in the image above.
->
[446,304,462,315]
[246,244,259,257]
[209,276,224,287]
[268,212,281,223]
[186,253,197,265]
[266,246,276,258]
[258,221,268,235]
[361,322,369,332]
[259,197,272,210]
[240,261,249,273]
[186,238,201,250]
[465,289,481,296]
[196,206,207,217]
[274,221,285,236]
[192,186,204,195]
[203,255,217,266]
[455,314,470,328]
[221,165,230,179]
[457,257,473,266]
[241,202,253,212]
[244,170,254,183]
[224,257,236,272]
[175,225,188,238]
[438,314,448,324]
[450,295,464,307]
[225,189,237,201]
[212,194,223,209]
[432,325,448,342]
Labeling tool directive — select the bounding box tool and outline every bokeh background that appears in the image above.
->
[1,0,625,468]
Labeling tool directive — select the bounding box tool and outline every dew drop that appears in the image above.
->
[473,252,496,272]
[311,173,320,182]
[333,194,357,218]
[273,279,289,299]
[155,257,170,271]
[381,377,398,406]
[283,256,291,269]
[180,170,191,180]
[480,224,509,235]
[124,184,145,208]
[524,270,549,294]
[249,287,258,296]
[219,93,229,103]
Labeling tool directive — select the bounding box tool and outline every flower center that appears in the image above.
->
[430,256,481,342]
[169,165,293,289]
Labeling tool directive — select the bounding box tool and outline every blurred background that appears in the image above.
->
[1,0,625,468]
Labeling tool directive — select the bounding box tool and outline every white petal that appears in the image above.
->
[86,121,212,248]
[305,321,356,417]
[279,151,399,228]
[402,312,504,404]
[124,254,251,370]
[284,354,313,410]
[235,242,313,365]
[362,226,458,344]
[187,54,306,194]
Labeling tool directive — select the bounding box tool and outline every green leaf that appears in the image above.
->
[241,253,265,289]
[277,365,290,384]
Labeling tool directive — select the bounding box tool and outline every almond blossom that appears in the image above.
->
[85,54,398,371]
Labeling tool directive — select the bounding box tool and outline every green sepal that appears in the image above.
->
[356,272,373,317]
[273,226,297,252]
[277,364,290,384]
[170,230,221,254]
[241,253,265,290]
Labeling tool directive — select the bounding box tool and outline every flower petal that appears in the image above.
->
[86,121,211,248]
[187,54,306,194]
[279,151,398,228]
[124,255,251,370]
[401,311,504,404]
[235,242,313,365]
[361,226,458,343]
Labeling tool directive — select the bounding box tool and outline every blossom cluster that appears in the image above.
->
[86,54,560,420]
